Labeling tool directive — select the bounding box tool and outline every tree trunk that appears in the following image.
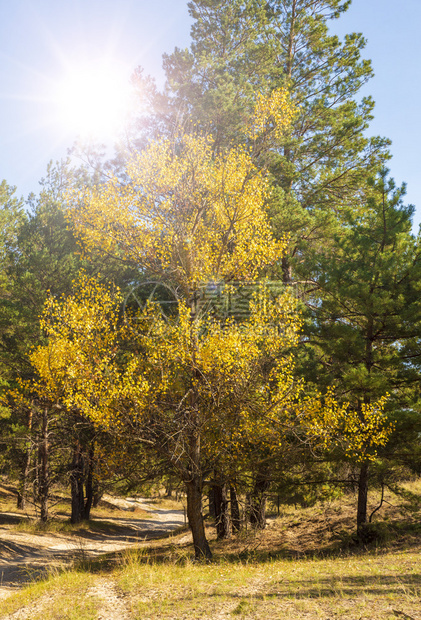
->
[17,408,33,510]
[165,477,174,498]
[214,482,231,539]
[17,451,31,510]
[39,408,49,522]
[82,445,94,521]
[230,486,241,533]
[33,439,39,506]
[249,494,267,529]
[182,407,212,559]
[92,479,102,508]
[281,253,292,284]
[357,461,369,534]
[70,442,85,524]
[185,477,212,560]
[249,465,270,529]
[208,486,216,518]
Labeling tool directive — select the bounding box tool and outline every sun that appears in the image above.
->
[54,59,133,139]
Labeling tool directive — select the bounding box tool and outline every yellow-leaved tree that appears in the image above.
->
[67,89,295,295]
[32,275,303,558]
[62,102,305,556]
[31,276,392,555]
[29,93,392,557]
[28,277,124,524]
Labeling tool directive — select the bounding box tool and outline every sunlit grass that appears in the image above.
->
[4,543,420,620]
[0,571,98,619]
[144,495,185,511]
[0,485,152,535]
[2,552,420,619]
[1,480,421,619]
[11,516,135,536]
[113,547,421,619]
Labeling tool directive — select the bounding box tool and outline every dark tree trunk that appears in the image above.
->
[18,446,31,510]
[185,477,212,560]
[182,411,212,559]
[82,445,94,521]
[358,325,373,536]
[213,483,222,534]
[357,461,369,534]
[70,442,85,524]
[17,408,33,510]
[39,408,49,522]
[33,440,39,506]
[208,486,216,518]
[249,494,267,529]
[214,482,231,539]
[16,492,25,511]
[230,486,241,533]
[17,454,30,510]
[281,253,292,284]
[249,465,270,529]
[92,479,103,508]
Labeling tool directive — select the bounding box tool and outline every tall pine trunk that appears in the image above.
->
[230,486,241,533]
[357,324,373,535]
[70,442,85,524]
[38,407,49,522]
[17,408,33,510]
[357,462,369,534]
[83,445,95,521]
[208,486,216,518]
[92,478,103,508]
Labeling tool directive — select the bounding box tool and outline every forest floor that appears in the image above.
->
[0,482,420,619]
[0,488,187,600]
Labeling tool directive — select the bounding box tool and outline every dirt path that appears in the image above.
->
[86,577,132,620]
[0,497,186,601]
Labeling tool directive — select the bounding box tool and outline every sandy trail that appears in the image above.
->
[0,497,186,600]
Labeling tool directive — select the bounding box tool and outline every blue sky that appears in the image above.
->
[0,0,191,197]
[1,0,420,227]
[333,0,421,228]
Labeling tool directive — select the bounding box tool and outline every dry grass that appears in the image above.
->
[145,496,186,512]
[1,481,421,619]
[0,484,152,535]
[116,547,421,620]
[0,571,100,619]
[3,531,420,620]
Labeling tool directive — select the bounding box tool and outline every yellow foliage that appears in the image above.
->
[30,276,301,452]
[29,274,393,469]
[299,392,393,462]
[30,100,392,470]
[68,133,286,293]
[30,276,136,429]
[246,88,296,141]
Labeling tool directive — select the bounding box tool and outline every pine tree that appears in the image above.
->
[153,0,390,282]
[300,168,421,533]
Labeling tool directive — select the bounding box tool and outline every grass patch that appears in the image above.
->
[0,570,98,619]
[112,546,421,619]
[0,483,152,527]
[9,541,421,620]
[143,496,185,512]
[9,514,138,537]
[1,481,421,619]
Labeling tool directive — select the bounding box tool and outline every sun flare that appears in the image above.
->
[54,60,132,139]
